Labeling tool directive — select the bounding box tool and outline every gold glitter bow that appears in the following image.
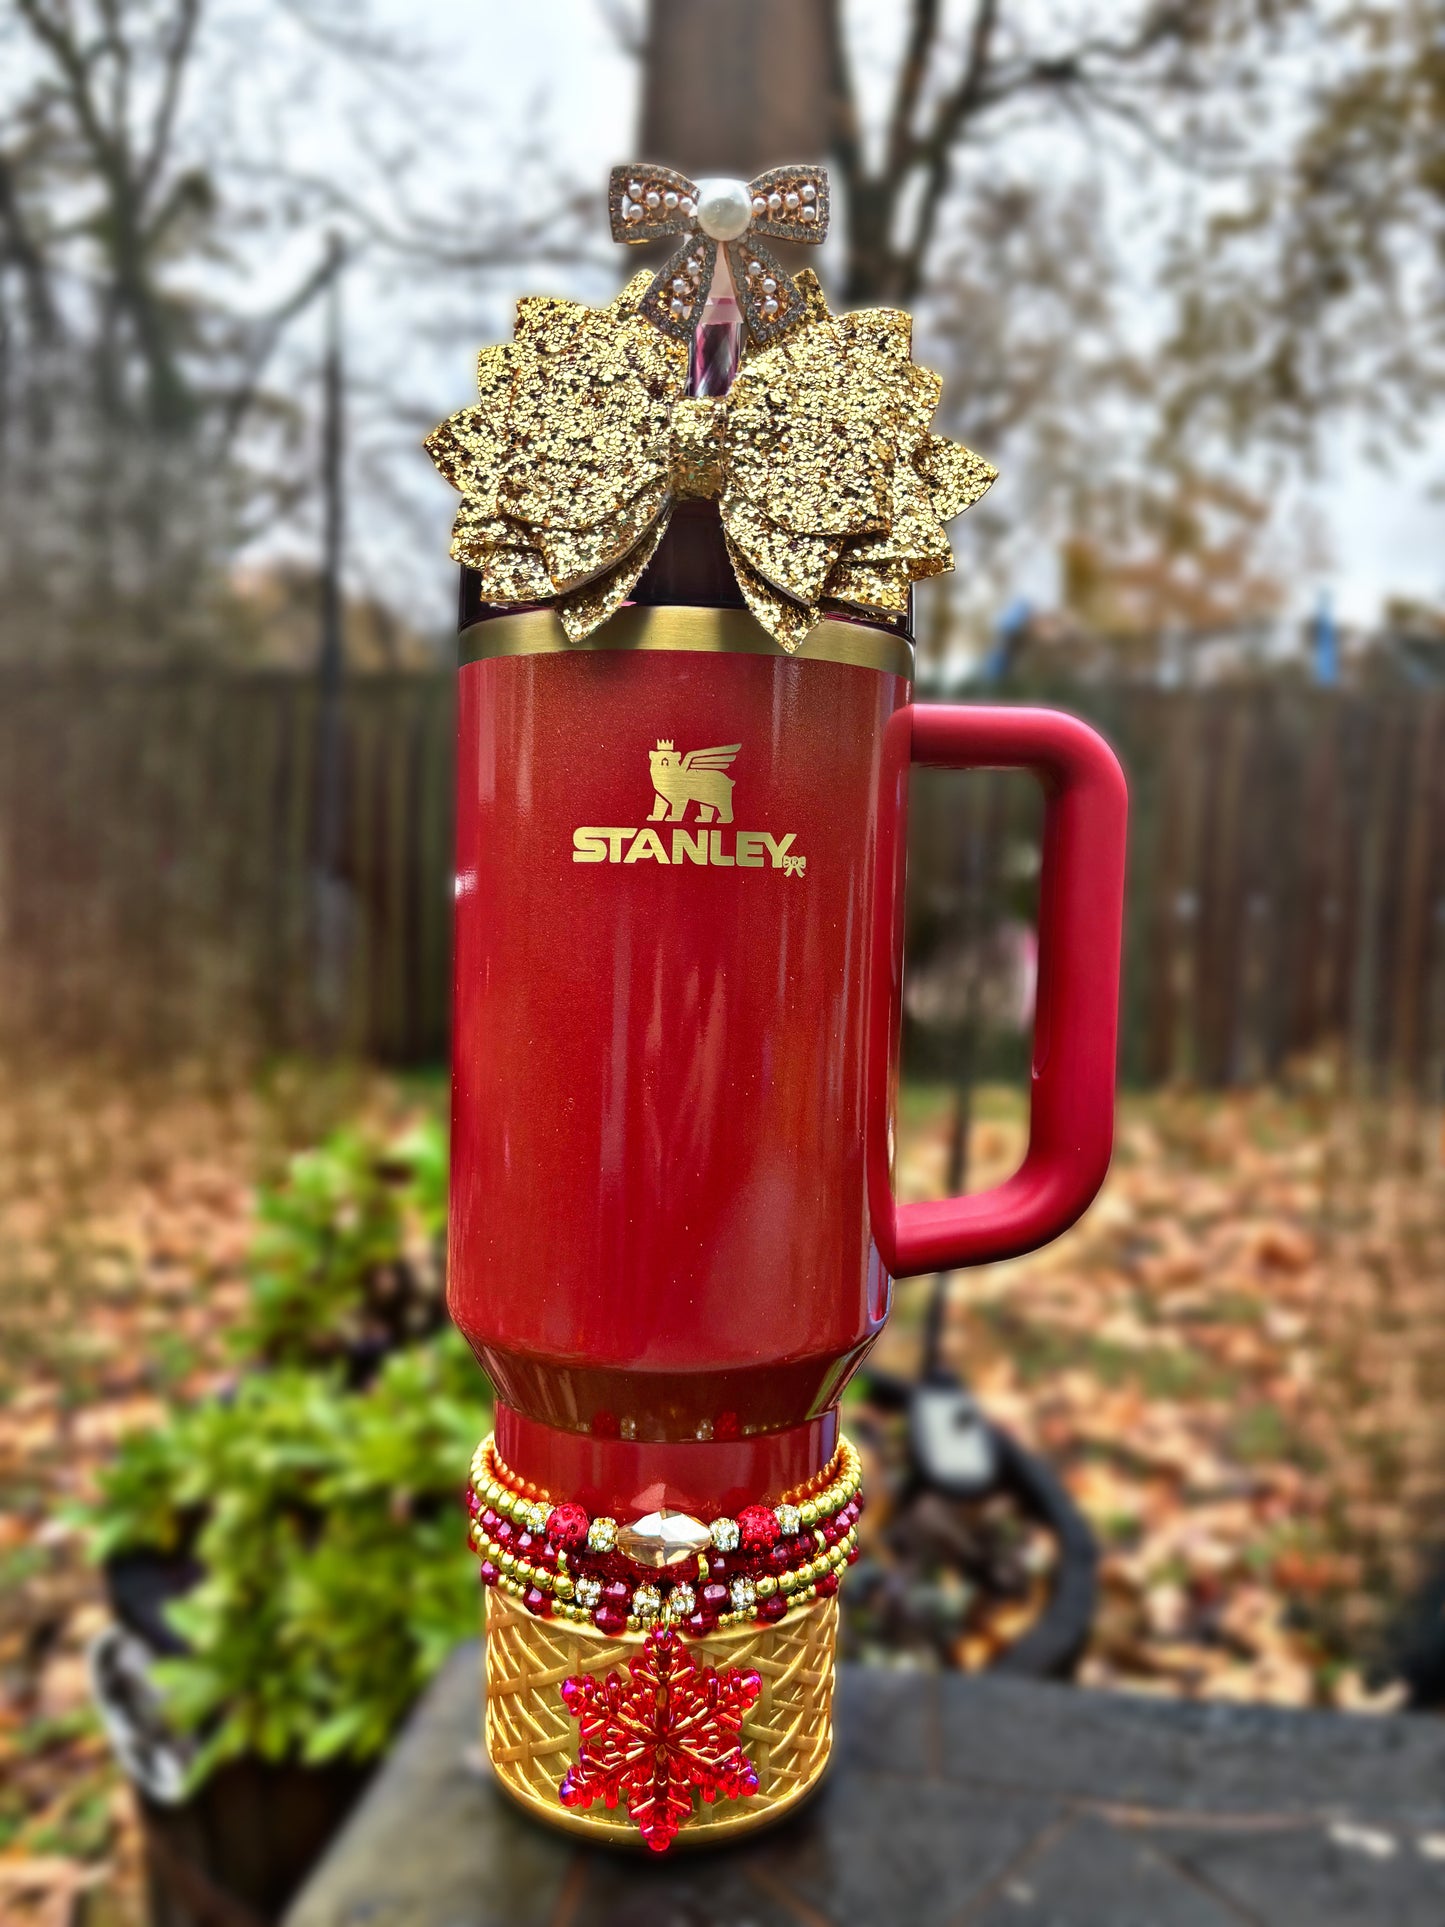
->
[608,163,829,347]
[425,269,996,653]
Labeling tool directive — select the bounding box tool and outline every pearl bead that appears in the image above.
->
[629,180,643,198]
[785,191,799,209]
[680,196,695,215]
[802,183,816,202]
[801,206,817,223]
[645,191,661,209]
[767,192,782,213]
[752,195,767,215]
[672,277,687,293]
[763,297,779,317]
[694,176,754,241]
[762,276,776,293]
[663,190,678,208]
[625,204,643,224]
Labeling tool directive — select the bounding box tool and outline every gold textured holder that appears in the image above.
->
[484,1586,838,1847]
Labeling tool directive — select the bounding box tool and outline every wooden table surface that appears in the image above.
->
[287,1642,1445,1926]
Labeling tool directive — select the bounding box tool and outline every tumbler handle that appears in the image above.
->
[867,705,1128,1277]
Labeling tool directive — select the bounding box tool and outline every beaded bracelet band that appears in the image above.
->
[466,1433,864,1638]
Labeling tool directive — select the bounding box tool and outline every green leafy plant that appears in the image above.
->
[77,1107,492,1788]
[233,1118,448,1376]
[84,1333,488,1783]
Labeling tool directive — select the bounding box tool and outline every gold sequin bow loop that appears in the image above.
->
[425,270,997,653]
[609,163,829,347]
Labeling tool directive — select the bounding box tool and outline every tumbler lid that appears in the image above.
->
[429,159,995,656]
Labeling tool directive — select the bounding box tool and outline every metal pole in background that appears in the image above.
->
[313,232,350,1048]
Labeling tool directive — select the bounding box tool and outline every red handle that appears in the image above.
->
[868,704,1128,1277]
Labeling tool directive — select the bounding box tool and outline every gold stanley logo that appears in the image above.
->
[572,740,806,875]
[648,741,738,824]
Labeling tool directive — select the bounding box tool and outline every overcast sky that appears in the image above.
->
[312,0,1443,631]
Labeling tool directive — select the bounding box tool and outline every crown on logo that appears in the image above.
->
[656,739,675,751]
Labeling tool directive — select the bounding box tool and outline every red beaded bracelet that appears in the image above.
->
[466,1433,864,1636]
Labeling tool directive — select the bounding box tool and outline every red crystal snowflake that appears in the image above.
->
[557,1627,762,1851]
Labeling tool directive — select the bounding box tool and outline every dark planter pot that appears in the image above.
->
[1393,1555,1445,1710]
[100,1548,375,1927]
[135,1755,372,1927]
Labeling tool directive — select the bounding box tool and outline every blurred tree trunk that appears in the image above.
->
[640,0,832,177]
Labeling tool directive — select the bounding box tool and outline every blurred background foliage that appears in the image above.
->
[87,1339,484,1778]
[0,0,1440,669]
[78,1115,481,1780]
[235,1118,448,1374]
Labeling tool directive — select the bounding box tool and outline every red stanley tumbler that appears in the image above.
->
[432,161,1128,1851]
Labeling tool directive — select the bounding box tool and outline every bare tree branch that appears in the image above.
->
[896,0,1000,300]
[885,0,942,182]
[139,0,200,202]
[830,0,1239,302]
[12,0,195,429]
[214,242,344,454]
[13,0,120,180]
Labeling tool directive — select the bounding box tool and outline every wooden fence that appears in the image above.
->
[907,683,1445,1094]
[0,671,456,1065]
[2,670,1442,1093]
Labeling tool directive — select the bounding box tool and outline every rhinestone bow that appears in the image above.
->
[609,163,830,346]
[426,270,996,652]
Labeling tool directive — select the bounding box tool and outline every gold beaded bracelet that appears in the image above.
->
[465,1434,864,1636]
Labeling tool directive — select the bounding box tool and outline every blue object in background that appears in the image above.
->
[1312,590,1339,687]
[983,598,1031,683]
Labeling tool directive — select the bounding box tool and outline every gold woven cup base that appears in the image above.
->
[484,1586,838,1848]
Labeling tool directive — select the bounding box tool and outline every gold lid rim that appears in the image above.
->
[458,604,913,679]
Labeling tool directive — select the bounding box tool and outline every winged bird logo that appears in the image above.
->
[648,741,741,825]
